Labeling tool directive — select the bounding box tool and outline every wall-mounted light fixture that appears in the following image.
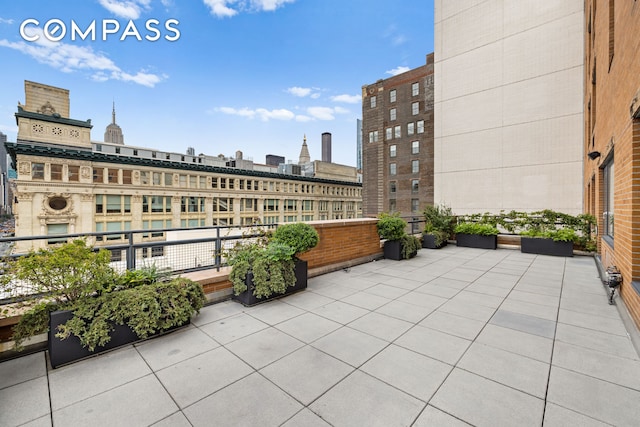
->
[588,151,601,160]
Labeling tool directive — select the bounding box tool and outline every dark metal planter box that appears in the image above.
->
[48,310,189,368]
[455,233,497,250]
[383,240,418,260]
[232,259,308,306]
[520,237,573,257]
[422,234,447,249]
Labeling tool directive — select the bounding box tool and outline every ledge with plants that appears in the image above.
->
[377,213,421,260]
[228,222,319,306]
[0,239,205,368]
[454,222,499,250]
[422,204,455,249]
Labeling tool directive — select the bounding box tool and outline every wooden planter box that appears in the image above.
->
[520,237,573,257]
[48,310,189,368]
[383,240,418,260]
[232,260,308,306]
[456,233,497,250]
[422,234,447,249]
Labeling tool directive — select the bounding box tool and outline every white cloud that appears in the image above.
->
[286,86,321,98]
[392,35,407,46]
[306,106,349,121]
[98,0,152,19]
[204,0,295,18]
[0,18,14,25]
[295,115,312,122]
[216,106,296,121]
[331,94,361,104]
[0,29,165,87]
[386,66,410,76]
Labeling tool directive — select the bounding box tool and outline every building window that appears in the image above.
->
[390,182,396,194]
[407,123,414,135]
[411,199,420,213]
[390,89,396,103]
[108,169,118,184]
[389,199,397,212]
[68,165,79,182]
[386,128,393,140]
[603,157,614,238]
[390,108,396,121]
[412,82,419,96]
[181,196,204,213]
[200,177,206,188]
[140,171,149,185]
[264,199,279,212]
[390,145,397,158]
[390,163,397,176]
[609,0,615,68]
[412,141,420,154]
[303,200,314,211]
[47,223,68,244]
[394,126,401,138]
[96,195,131,214]
[51,164,63,181]
[240,198,258,212]
[412,102,419,115]
[412,160,419,174]
[213,198,233,212]
[284,200,297,212]
[370,96,376,108]
[412,179,419,193]
[369,131,379,143]
[153,172,161,185]
[143,196,171,213]
[417,120,424,133]
[122,170,132,185]
[165,173,174,186]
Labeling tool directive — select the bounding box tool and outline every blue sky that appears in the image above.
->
[0,0,434,167]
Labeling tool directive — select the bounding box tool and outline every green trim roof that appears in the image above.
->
[6,140,362,187]
[15,108,93,129]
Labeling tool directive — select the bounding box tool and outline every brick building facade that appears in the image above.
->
[361,54,434,217]
[584,0,640,328]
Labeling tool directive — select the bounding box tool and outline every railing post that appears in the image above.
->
[215,227,221,272]
[126,231,136,270]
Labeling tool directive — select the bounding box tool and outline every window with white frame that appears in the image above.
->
[412,160,419,174]
[370,96,376,108]
[417,120,424,133]
[386,128,393,140]
[394,125,401,138]
[407,122,414,135]
[390,145,397,158]
[412,179,419,193]
[390,163,397,175]
[390,108,396,121]
[412,82,419,96]
[603,157,614,238]
[390,89,396,103]
[412,140,419,154]
[412,102,419,115]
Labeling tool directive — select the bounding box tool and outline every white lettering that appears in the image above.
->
[164,19,180,41]
[43,19,66,42]
[145,19,160,41]
[102,19,120,41]
[120,20,142,41]
[19,18,39,42]
[71,20,96,41]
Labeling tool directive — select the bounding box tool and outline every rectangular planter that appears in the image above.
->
[422,234,447,249]
[383,240,418,260]
[48,310,189,368]
[232,259,308,306]
[520,237,573,257]
[456,233,497,250]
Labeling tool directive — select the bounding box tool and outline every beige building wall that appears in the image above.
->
[434,0,584,214]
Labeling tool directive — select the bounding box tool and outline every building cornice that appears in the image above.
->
[15,107,93,129]
[6,140,362,187]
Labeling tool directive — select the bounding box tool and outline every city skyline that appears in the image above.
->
[0,0,435,167]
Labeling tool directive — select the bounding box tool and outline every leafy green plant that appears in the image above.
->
[454,222,499,236]
[1,240,205,351]
[521,228,578,243]
[271,223,319,256]
[423,204,455,238]
[377,213,407,241]
[401,235,421,259]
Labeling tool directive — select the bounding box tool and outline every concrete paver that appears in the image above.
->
[1,246,640,426]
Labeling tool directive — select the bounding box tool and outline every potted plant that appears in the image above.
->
[229,222,319,306]
[520,228,576,257]
[377,213,421,260]
[422,204,455,249]
[454,222,499,249]
[0,239,205,368]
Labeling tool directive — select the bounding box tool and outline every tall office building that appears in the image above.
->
[356,119,362,171]
[104,102,124,145]
[361,54,435,217]
[434,1,584,214]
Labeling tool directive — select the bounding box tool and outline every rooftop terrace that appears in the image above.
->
[1,246,639,426]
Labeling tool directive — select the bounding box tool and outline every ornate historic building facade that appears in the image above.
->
[7,81,362,252]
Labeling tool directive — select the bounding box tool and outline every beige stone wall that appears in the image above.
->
[313,161,358,182]
[23,81,70,117]
[434,0,584,215]
[17,117,91,147]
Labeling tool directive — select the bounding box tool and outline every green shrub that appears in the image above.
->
[377,213,407,241]
[401,235,421,259]
[455,222,499,236]
[271,223,319,255]
[423,204,455,238]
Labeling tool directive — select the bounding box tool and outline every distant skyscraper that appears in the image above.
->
[266,154,285,167]
[187,147,195,156]
[321,132,332,163]
[299,135,311,164]
[104,102,124,145]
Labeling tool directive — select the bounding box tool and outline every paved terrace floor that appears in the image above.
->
[2,246,640,427]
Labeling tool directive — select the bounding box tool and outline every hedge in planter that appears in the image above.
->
[454,223,499,250]
[228,222,319,305]
[422,204,455,249]
[520,228,576,257]
[0,240,205,365]
[377,213,421,260]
